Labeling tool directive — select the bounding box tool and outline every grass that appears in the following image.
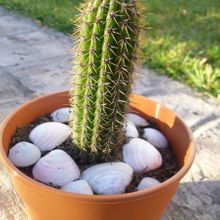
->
[0,0,219,99]
[142,0,220,99]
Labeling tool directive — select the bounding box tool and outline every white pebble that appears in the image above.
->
[32,150,80,186]
[51,107,70,123]
[61,180,93,195]
[125,120,139,138]
[81,162,133,195]
[127,113,149,127]
[143,128,168,149]
[29,122,71,151]
[123,138,162,173]
[137,177,160,191]
[8,142,41,167]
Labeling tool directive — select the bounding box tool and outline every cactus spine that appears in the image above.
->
[70,0,140,158]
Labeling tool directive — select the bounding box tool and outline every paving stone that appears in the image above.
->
[0,70,32,100]
[0,98,30,122]
[133,68,219,128]
[0,7,8,16]
[0,163,27,220]
[2,29,67,46]
[0,34,71,67]
[163,121,220,220]
[6,55,71,96]
[0,68,34,122]
[0,13,39,37]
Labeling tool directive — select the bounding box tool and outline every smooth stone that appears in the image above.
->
[32,150,80,186]
[137,177,160,191]
[61,180,93,195]
[29,122,71,151]
[123,138,162,173]
[127,113,149,127]
[81,162,133,195]
[143,128,168,149]
[51,107,70,123]
[125,120,139,138]
[8,141,41,167]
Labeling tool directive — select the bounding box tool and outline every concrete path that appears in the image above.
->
[0,7,219,220]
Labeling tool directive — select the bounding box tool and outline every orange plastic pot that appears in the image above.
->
[0,91,195,220]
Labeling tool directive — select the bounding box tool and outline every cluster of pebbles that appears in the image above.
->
[8,108,171,195]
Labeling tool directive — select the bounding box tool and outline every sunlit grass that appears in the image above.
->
[143,0,220,99]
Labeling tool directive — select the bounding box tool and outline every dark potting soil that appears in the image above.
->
[9,115,179,193]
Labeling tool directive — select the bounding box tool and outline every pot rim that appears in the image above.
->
[0,91,195,203]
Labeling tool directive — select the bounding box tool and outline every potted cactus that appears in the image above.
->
[0,0,195,220]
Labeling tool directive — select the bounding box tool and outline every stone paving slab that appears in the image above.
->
[0,14,38,37]
[134,68,219,128]
[6,55,71,96]
[0,98,29,122]
[0,33,71,67]
[0,7,220,220]
[0,70,31,100]
[162,121,220,220]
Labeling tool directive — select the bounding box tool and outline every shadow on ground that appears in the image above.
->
[163,180,220,220]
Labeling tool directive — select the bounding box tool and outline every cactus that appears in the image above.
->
[70,0,140,159]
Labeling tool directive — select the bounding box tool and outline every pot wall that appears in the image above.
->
[0,92,195,220]
[13,175,179,220]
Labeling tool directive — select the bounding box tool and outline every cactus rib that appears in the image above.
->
[71,0,140,157]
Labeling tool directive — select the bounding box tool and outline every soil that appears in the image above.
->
[9,115,179,193]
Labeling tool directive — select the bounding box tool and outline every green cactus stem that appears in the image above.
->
[70,0,141,158]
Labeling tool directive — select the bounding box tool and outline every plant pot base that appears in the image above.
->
[0,92,195,220]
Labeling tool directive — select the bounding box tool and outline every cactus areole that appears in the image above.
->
[70,0,140,158]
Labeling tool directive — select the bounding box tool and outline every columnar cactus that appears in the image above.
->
[70,0,140,158]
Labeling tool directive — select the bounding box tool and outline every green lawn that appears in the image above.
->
[0,0,219,99]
